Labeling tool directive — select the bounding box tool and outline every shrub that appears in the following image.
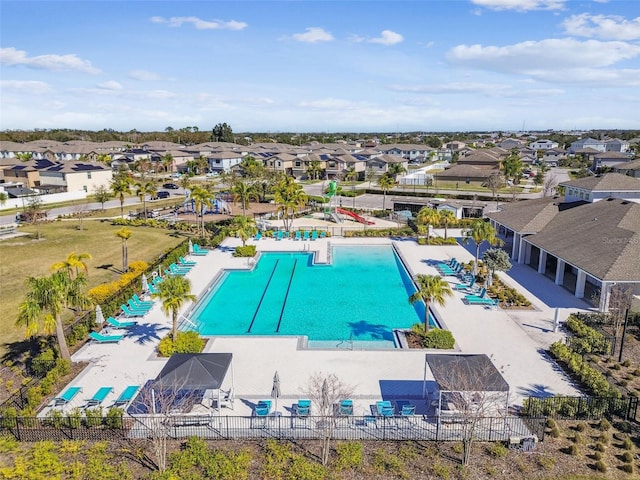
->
[593,451,602,460]
[30,348,56,377]
[597,433,609,445]
[158,331,206,357]
[595,442,606,452]
[594,460,607,472]
[537,456,556,470]
[622,359,632,367]
[233,245,257,257]
[550,427,560,438]
[598,418,611,431]
[572,433,583,444]
[423,328,455,349]
[105,407,123,429]
[84,408,103,427]
[334,441,363,471]
[621,464,634,474]
[488,442,508,458]
[621,451,634,462]
[546,418,557,429]
[622,438,634,450]
[567,444,579,455]
[576,422,586,432]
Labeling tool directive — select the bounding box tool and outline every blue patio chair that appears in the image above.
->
[52,386,82,406]
[254,231,263,241]
[311,230,318,241]
[338,399,353,416]
[192,244,209,256]
[464,288,487,301]
[294,231,301,241]
[113,385,139,407]
[276,230,283,241]
[85,386,113,408]
[179,256,197,266]
[319,231,326,238]
[132,294,154,307]
[376,400,395,417]
[89,331,125,343]
[120,304,146,317]
[252,400,272,428]
[170,263,192,273]
[303,230,310,240]
[147,283,159,294]
[467,297,499,307]
[127,299,152,313]
[106,317,137,329]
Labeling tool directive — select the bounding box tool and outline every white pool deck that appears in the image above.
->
[63,226,589,418]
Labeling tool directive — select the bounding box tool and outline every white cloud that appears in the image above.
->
[562,14,640,40]
[0,80,51,94]
[368,30,404,46]
[470,0,566,11]
[96,81,123,90]
[298,98,372,110]
[0,47,100,74]
[447,38,640,86]
[150,16,247,30]
[128,69,161,81]
[292,27,334,43]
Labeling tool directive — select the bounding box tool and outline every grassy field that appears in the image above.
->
[0,219,186,349]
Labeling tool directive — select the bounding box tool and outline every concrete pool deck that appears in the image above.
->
[65,232,586,418]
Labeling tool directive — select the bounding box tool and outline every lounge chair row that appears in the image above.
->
[191,243,208,256]
[52,385,139,408]
[255,230,327,241]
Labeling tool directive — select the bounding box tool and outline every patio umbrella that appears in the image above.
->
[188,239,193,254]
[271,371,281,413]
[141,273,149,294]
[95,304,105,327]
[321,378,329,414]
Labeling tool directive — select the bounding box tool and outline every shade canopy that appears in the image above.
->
[426,353,509,393]
[154,353,232,390]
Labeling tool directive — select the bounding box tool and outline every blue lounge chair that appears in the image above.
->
[252,400,272,427]
[284,230,291,239]
[254,231,262,241]
[89,331,125,343]
[120,304,147,317]
[467,297,499,307]
[165,268,186,277]
[85,386,113,407]
[297,399,311,415]
[376,400,395,417]
[179,256,196,266]
[128,299,152,313]
[465,288,487,301]
[106,317,137,329]
[147,283,158,294]
[454,277,475,291]
[311,230,318,241]
[294,231,301,241]
[132,294,154,307]
[113,385,139,407]
[319,231,326,238]
[276,230,283,241]
[170,263,191,273]
[52,386,82,406]
[303,230,310,240]
[338,399,353,416]
[192,244,209,256]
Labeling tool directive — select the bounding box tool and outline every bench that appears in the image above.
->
[165,415,212,427]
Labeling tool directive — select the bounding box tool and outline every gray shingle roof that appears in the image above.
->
[486,196,571,233]
[560,172,640,191]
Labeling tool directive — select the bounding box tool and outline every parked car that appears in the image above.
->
[156,190,171,199]
[206,171,219,177]
[162,183,179,189]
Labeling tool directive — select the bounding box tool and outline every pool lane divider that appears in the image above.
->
[275,259,297,333]
[247,259,280,333]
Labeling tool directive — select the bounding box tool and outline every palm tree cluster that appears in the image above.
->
[274,176,308,232]
[464,220,503,275]
[416,207,457,241]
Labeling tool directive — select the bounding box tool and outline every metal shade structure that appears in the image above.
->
[154,353,234,413]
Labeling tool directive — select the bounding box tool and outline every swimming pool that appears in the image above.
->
[188,245,435,348]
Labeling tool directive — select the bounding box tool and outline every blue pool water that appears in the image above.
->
[188,245,434,347]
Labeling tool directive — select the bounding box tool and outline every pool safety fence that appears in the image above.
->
[1,413,543,443]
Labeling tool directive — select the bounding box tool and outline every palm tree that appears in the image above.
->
[17,271,91,361]
[152,275,196,342]
[416,207,440,243]
[0,192,8,207]
[115,227,132,272]
[51,252,92,279]
[135,181,157,219]
[232,215,257,247]
[110,175,131,218]
[464,220,503,276]
[161,153,174,174]
[439,209,457,239]
[408,274,453,334]
[378,173,396,211]
[189,186,213,236]
[274,177,308,232]
[306,159,323,180]
[503,150,523,184]
[388,162,406,181]
[232,180,259,216]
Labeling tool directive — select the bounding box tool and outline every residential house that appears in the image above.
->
[569,138,607,154]
[207,151,244,174]
[604,138,631,153]
[529,139,559,150]
[614,159,640,178]
[560,173,640,203]
[38,161,113,193]
[592,152,635,171]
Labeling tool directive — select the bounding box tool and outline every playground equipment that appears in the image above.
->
[324,180,342,223]
[180,196,232,215]
[336,207,374,225]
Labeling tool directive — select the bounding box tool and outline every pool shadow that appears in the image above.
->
[122,322,170,345]
[347,320,395,342]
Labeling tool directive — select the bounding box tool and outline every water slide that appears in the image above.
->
[336,207,374,225]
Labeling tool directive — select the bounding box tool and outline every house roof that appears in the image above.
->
[426,354,509,392]
[614,159,640,171]
[525,199,640,281]
[560,173,640,191]
[437,164,499,178]
[485,196,573,233]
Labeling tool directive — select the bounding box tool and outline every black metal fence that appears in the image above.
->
[523,395,638,421]
[1,414,542,443]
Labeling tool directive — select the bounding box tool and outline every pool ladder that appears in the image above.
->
[337,334,354,350]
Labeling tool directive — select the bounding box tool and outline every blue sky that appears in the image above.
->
[1,0,639,133]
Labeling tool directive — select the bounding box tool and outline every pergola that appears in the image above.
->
[424,353,509,419]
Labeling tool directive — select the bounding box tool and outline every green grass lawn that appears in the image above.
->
[0,219,186,350]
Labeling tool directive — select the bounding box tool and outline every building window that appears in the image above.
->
[87,172,92,179]
[295,161,301,167]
